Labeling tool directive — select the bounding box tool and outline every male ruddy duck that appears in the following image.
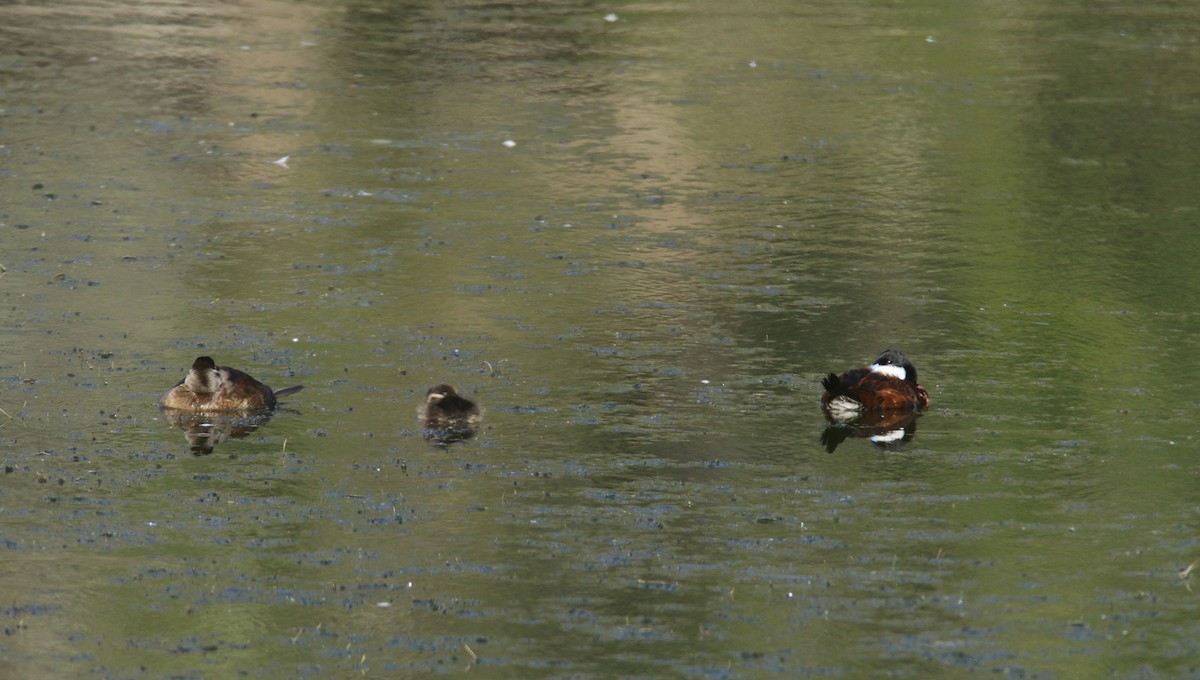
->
[159,356,303,411]
[820,349,930,421]
[419,384,481,424]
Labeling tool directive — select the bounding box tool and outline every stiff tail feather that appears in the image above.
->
[820,373,843,395]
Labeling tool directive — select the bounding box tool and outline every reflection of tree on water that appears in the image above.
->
[161,409,280,455]
[820,410,921,454]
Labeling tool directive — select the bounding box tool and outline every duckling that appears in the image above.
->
[159,356,302,411]
[419,384,481,424]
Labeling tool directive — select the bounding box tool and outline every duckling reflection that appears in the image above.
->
[419,384,481,444]
[819,409,921,454]
[162,409,277,455]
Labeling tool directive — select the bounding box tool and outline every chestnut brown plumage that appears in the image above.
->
[820,350,929,421]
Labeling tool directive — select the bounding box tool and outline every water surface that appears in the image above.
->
[2,0,1199,677]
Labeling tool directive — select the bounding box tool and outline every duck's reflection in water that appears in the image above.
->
[422,421,479,447]
[162,409,280,455]
[819,410,921,454]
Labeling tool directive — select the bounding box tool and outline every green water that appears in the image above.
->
[2,0,1199,677]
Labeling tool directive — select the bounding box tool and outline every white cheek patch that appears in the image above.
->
[186,370,216,393]
[190,369,226,394]
[870,363,906,381]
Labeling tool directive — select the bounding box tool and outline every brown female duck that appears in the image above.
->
[159,356,302,411]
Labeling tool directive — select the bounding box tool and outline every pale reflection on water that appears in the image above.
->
[160,409,282,455]
[2,0,1200,677]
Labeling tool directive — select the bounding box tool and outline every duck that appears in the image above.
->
[419,384,481,424]
[159,356,303,411]
[819,349,929,421]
